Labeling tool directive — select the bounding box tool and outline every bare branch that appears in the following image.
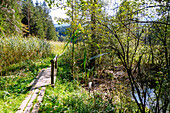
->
[129,19,170,25]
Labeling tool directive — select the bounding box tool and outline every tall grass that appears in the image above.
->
[0,36,52,75]
[49,41,66,54]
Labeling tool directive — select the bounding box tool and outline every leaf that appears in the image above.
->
[78,23,81,28]
[63,30,79,51]
[155,81,159,84]
[89,53,108,61]
[83,49,87,73]
[87,70,90,79]
[96,44,102,64]
[72,30,79,54]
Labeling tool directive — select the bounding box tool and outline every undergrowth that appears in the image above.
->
[0,39,65,112]
[39,79,116,113]
[39,60,116,113]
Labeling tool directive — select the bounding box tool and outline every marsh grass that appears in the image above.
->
[49,41,66,55]
[0,36,52,75]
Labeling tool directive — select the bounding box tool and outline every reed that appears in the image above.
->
[0,36,52,75]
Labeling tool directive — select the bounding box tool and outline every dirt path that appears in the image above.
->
[16,67,57,113]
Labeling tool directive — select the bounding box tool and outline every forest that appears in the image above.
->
[0,0,56,40]
[55,25,70,41]
[0,0,169,113]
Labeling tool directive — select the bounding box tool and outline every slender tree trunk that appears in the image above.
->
[71,0,74,78]
[89,0,97,72]
[164,2,169,73]
[148,31,154,65]
[27,7,30,36]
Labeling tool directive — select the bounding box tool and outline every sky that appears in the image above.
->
[33,0,120,24]
[32,0,161,25]
[33,0,68,24]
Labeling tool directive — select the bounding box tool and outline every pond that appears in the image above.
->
[133,88,155,108]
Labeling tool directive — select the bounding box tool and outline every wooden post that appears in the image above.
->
[55,58,58,76]
[50,60,54,85]
[55,58,57,69]
[55,54,57,69]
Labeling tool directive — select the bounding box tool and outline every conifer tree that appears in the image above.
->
[21,0,56,40]
[0,0,22,36]
[21,0,35,36]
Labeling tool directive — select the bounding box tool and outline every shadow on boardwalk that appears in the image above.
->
[16,67,56,113]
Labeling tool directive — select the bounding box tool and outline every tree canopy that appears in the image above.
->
[0,0,57,40]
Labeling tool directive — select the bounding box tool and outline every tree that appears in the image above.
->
[44,0,169,112]
[101,0,170,112]
[21,0,56,40]
[0,0,22,36]
[22,0,36,36]
[46,17,57,40]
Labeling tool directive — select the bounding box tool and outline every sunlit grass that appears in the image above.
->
[0,36,67,112]
[49,41,66,55]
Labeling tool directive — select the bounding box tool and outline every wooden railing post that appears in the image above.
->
[55,58,57,76]
[50,60,54,85]
[50,53,64,86]
[55,58,57,69]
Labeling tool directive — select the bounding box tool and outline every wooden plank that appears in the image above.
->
[24,89,39,113]
[31,87,46,113]
[16,68,57,113]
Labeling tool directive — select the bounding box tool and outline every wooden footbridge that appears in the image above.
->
[16,53,62,113]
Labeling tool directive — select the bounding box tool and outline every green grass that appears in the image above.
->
[39,79,116,113]
[39,59,116,113]
[49,41,66,55]
[0,56,53,113]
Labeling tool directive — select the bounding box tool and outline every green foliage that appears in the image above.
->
[46,19,57,40]
[0,0,57,40]
[63,30,79,51]
[83,49,87,73]
[46,0,170,112]
[0,0,167,112]
[0,36,52,75]
[39,63,116,113]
